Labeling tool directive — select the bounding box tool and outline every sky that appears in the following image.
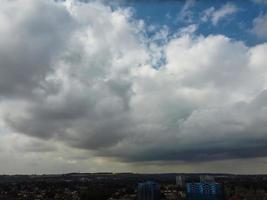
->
[0,0,267,174]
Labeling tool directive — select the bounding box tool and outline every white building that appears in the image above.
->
[176,176,185,187]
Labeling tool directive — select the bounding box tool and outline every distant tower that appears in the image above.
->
[176,175,185,187]
[138,181,160,200]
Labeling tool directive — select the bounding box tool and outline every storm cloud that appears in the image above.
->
[1,0,267,171]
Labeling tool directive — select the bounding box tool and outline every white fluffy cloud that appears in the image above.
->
[0,0,267,173]
[252,13,267,40]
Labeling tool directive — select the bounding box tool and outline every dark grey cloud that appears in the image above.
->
[95,90,267,162]
[0,0,74,98]
[104,142,267,163]
[7,88,267,163]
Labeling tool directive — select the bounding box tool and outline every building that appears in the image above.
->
[176,176,186,187]
[199,175,215,183]
[186,182,223,200]
[137,181,160,200]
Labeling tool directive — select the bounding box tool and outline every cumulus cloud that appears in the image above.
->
[0,0,75,98]
[201,3,238,25]
[0,0,267,172]
[252,13,267,40]
[95,36,267,162]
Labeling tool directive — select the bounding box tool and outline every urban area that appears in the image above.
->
[0,173,267,199]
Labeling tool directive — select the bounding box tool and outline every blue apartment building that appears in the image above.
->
[186,182,223,200]
[137,181,160,200]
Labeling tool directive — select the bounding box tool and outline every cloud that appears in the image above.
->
[0,134,57,153]
[0,132,129,174]
[178,24,198,36]
[252,13,267,40]
[201,3,238,25]
[0,0,75,98]
[177,0,196,23]
[0,0,267,172]
[252,0,267,4]
[95,36,267,163]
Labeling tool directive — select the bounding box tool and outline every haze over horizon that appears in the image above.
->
[0,0,267,174]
